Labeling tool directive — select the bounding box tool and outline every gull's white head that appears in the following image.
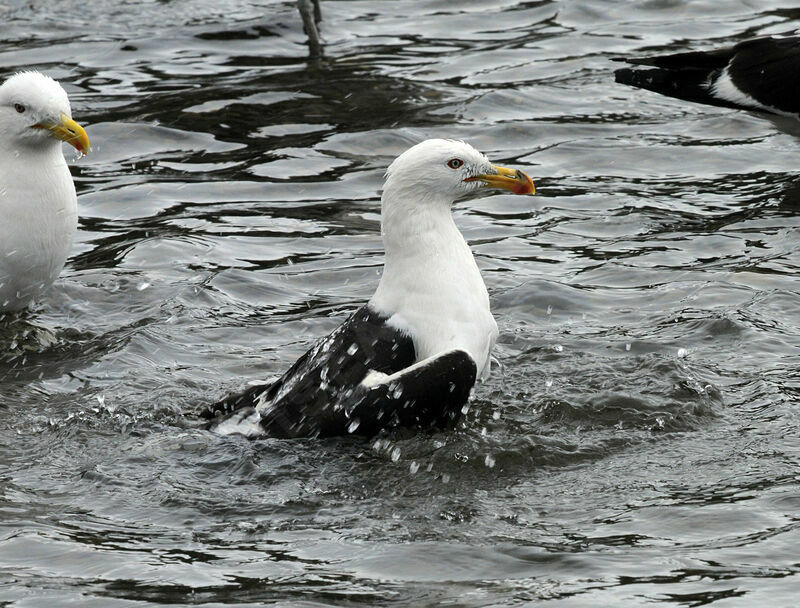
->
[0,71,90,154]
[383,139,534,206]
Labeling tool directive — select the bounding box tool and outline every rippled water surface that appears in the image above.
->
[2,0,800,605]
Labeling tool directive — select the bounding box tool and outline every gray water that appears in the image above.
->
[2,0,799,606]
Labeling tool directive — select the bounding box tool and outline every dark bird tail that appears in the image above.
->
[613,65,723,108]
[615,38,800,117]
[612,46,741,109]
[199,382,273,421]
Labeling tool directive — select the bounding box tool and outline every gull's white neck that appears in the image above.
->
[369,179,498,378]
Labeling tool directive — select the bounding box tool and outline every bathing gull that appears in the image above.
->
[614,36,800,118]
[204,138,535,438]
[0,71,90,312]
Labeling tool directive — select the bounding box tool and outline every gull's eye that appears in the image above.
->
[447,158,464,169]
[14,103,25,114]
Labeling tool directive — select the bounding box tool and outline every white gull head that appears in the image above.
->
[0,71,90,311]
[369,138,534,380]
[1,72,68,145]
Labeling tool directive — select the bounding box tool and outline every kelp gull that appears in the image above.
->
[204,139,535,438]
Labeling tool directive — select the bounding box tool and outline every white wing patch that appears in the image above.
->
[711,67,796,117]
[359,349,467,389]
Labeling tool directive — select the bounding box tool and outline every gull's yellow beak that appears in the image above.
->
[34,113,90,155]
[465,164,534,195]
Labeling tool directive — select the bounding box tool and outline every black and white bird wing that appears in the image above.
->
[319,348,477,438]
[614,36,800,117]
[205,305,414,438]
[204,306,479,438]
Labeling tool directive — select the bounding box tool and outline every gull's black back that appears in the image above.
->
[204,306,412,437]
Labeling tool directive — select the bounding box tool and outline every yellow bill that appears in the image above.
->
[34,113,90,154]
[465,164,534,195]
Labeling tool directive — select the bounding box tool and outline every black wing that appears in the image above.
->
[294,348,477,438]
[614,36,800,116]
[204,305,413,437]
[726,37,800,115]
[204,306,480,438]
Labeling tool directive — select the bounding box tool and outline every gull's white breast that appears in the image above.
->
[0,146,78,310]
[370,212,498,379]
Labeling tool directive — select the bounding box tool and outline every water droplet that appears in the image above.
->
[625,343,631,351]
[390,383,403,399]
[347,418,360,433]
[390,447,401,462]
[137,281,150,291]
[492,410,500,420]
[545,379,553,388]
[484,454,496,468]
[553,344,563,352]
[461,403,470,415]
[677,348,687,358]
[347,343,358,355]
[546,305,552,315]
[409,461,419,474]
